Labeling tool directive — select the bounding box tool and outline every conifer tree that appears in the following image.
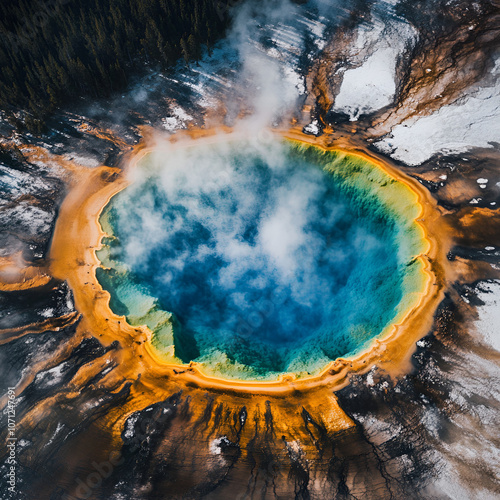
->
[0,0,235,130]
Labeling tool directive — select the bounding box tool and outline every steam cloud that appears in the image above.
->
[99,0,415,376]
[105,139,403,375]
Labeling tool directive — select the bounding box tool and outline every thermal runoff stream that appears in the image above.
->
[97,137,428,380]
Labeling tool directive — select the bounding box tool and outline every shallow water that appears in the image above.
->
[97,139,426,379]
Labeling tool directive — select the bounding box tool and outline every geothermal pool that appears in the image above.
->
[97,138,427,380]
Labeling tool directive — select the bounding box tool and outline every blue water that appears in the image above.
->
[98,139,414,378]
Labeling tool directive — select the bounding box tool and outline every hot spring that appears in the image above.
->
[96,136,427,380]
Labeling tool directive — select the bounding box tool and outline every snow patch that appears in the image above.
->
[40,308,55,318]
[303,120,321,136]
[35,362,68,387]
[332,19,416,120]
[375,56,500,165]
[210,436,231,455]
[475,281,500,352]
[162,106,194,132]
[63,154,100,168]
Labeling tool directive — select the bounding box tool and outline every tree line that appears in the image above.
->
[0,0,232,133]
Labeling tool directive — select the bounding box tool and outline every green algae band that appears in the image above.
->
[97,138,427,381]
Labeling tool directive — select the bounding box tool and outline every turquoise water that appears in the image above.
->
[97,139,426,380]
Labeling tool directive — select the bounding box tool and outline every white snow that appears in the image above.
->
[40,308,55,318]
[63,154,100,168]
[333,48,400,120]
[1,202,53,237]
[282,66,306,95]
[35,362,68,387]
[45,423,65,448]
[474,280,500,352]
[124,414,139,439]
[303,120,321,135]
[331,19,417,120]
[375,56,500,165]
[0,165,51,196]
[162,106,194,132]
[210,436,231,455]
